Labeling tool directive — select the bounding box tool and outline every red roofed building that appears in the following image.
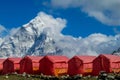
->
[3,57,22,74]
[0,59,5,74]
[40,55,69,76]
[92,54,120,76]
[68,55,96,76]
[20,56,43,74]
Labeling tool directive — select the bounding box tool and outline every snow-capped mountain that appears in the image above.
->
[0,12,66,57]
[0,12,120,58]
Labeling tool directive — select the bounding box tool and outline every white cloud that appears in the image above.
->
[0,25,6,45]
[50,0,120,26]
[0,25,6,33]
[51,0,81,8]
[35,12,120,57]
[55,33,114,57]
[55,33,120,57]
[38,12,66,36]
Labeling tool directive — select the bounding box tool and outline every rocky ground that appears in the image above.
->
[0,72,120,80]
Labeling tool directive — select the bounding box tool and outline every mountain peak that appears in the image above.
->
[0,12,66,57]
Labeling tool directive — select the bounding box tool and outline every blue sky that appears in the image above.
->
[0,0,120,37]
